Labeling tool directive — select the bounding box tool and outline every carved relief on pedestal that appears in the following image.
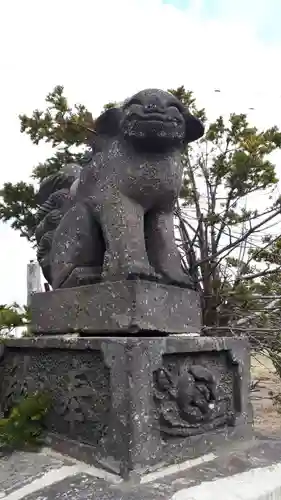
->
[153,361,234,436]
[0,351,110,445]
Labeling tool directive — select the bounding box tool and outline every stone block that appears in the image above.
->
[30,280,201,335]
[0,336,252,479]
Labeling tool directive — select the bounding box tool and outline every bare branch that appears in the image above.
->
[193,208,281,269]
[215,188,235,247]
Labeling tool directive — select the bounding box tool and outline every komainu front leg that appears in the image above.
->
[145,210,194,288]
[96,193,154,281]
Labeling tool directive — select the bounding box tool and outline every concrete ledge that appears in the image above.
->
[172,463,281,500]
[3,438,281,499]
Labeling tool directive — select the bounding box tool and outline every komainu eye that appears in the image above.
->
[125,98,142,109]
[168,101,183,112]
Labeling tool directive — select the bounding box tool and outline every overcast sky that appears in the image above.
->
[1,0,281,305]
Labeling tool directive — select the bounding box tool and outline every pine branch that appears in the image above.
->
[236,266,281,282]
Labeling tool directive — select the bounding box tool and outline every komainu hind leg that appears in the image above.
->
[145,210,194,288]
[50,203,105,289]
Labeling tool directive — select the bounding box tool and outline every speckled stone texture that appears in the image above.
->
[34,89,204,290]
[30,280,201,335]
[0,336,252,479]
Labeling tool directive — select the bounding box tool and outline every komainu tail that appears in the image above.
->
[35,164,82,286]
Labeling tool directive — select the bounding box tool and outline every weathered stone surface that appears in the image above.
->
[34,89,204,290]
[0,336,252,479]
[30,280,201,335]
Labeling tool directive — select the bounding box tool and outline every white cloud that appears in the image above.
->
[0,0,281,304]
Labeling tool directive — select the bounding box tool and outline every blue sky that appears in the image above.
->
[162,0,281,42]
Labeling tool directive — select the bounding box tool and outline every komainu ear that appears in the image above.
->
[183,111,204,144]
[93,107,123,137]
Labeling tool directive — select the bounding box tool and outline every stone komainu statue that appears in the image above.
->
[35,89,204,289]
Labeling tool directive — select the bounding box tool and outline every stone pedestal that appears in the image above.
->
[0,336,252,479]
[30,280,201,335]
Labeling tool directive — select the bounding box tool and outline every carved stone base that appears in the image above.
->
[0,336,252,479]
[30,280,201,335]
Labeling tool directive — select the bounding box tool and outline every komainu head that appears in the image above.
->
[91,88,204,153]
